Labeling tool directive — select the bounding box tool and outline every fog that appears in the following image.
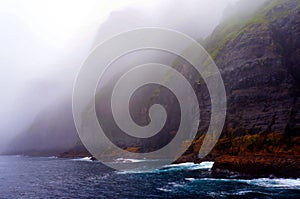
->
[0,0,243,153]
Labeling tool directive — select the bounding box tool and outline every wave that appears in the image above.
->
[207,190,271,197]
[156,187,173,192]
[185,177,195,181]
[184,178,300,189]
[246,178,300,189]
[114,158,148,163]
[163,161,214,170]
[156,178,300,195]
[47,156,57,159]
[116,161,214,174]
[71,157,94,162]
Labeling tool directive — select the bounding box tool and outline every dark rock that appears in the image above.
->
[212,155,300,178]
[90,156,97,161]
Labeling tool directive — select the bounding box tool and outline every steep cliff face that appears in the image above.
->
[207,0,300,137]
[191,0,300,177]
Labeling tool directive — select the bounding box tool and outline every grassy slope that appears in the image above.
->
[205,0,298,59]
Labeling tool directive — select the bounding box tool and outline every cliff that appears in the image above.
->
[175,0,300,177]
[208,0,300,136]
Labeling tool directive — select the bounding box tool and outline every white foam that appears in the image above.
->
[116,169,155,174]
[185,178,195,181]
[163,161,214,170]
[47,156,57,159]
[208,190,263,196]
[168,182,184,187]
[72,157,94,162]
[247,178,300,188]
[156,187,172,192]
[189,178,300,189]
[230,190,259,195]
[116,161,214,174]
[114,158,147,163]
[164,162,195,167]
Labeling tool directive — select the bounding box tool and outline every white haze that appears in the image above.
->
[0,0,239,152]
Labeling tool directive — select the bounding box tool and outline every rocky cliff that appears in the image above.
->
[175,0,300,177]
[210,0,300,137]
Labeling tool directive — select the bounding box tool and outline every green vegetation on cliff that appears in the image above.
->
[205,0,300,59]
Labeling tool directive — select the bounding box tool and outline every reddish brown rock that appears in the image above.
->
[212,155,300,178]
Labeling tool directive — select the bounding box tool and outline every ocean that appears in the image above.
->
[0,156,299,198]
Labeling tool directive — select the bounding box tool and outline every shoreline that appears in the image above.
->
[2,153,299,179]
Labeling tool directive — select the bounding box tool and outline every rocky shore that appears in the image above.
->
[172,131,300,178]
[58,132,300,178]
[212,155,300,178]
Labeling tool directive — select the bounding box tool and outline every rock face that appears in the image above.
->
[207,0,300,137]
[193,0,300,177]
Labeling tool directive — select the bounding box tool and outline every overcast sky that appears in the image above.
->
[0,0,239,151]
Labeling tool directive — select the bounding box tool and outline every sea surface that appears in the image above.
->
[0,156,299,198]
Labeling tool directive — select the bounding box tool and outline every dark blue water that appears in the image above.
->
[0,156,299,198]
